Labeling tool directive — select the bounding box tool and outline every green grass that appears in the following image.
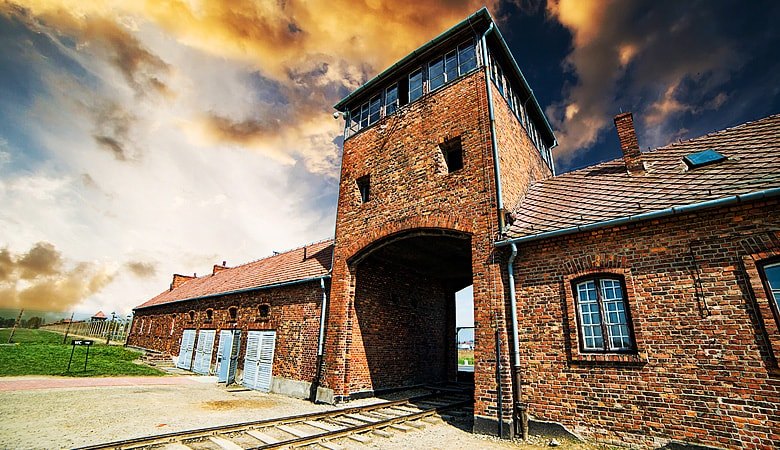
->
[0,329,165,377]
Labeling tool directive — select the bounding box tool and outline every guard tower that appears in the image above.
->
[320,8,557,438]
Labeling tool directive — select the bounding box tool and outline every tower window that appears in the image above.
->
[440,137,464,173]
[356,175,371,203]
[409,69,423,103]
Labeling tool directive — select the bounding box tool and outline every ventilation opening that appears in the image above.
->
[440,137,464,173]
[683,149,726,169]
[356,175,371,203]
[258,304,271,320]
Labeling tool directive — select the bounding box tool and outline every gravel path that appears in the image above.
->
[0,375,603,449]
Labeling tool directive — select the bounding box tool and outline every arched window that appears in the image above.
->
[205,309,214,323]
[573,275,635,352]
[188,310,195,321]
[228,307,238,321]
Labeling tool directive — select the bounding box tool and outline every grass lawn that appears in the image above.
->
[458,349,474,365]
[0,328,165,377]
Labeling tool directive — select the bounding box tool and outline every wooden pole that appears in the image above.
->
[62,312,75,344]
[7,309,24,343]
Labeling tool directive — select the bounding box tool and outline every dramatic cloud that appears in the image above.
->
[0,242,115,311]
[547,0,750,161]
[125,261,156,278]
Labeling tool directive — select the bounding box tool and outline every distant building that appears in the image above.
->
[127,8,780,448]
[90,311,107,322]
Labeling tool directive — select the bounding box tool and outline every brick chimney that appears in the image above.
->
[212,261,228,275]
[170,273,195,290]
[614,112,644,174]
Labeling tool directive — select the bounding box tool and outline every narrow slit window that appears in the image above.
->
[356,175,370,203]
[440,137,464,173]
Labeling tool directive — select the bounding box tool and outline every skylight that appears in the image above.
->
[683,149,726,169]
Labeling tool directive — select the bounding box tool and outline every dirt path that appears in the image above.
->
[0,376,605,449]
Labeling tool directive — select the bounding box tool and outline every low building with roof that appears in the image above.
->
[126,7,780,448]
[127,239,333,397]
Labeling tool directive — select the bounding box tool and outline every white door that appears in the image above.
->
[243,331,276,391]
[176,329,196,370]
[216,330,241,383]
[192,329,216,375]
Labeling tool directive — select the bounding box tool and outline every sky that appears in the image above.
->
[1,0,778,321]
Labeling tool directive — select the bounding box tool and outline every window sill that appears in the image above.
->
[570,352,647,365]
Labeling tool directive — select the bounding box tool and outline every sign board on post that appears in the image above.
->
[67,339,94,372]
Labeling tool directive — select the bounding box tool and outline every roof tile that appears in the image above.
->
[135,239,333,310]
[507,114,780,239]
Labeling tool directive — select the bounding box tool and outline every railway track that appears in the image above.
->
[76,389,472,450]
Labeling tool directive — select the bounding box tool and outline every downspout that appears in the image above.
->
[310,276,330,402]
[480,23,506,232]
[507,242,528,439]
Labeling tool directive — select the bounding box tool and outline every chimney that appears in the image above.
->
[212,263,228,275]
[170,273,195,291]
[614,112,644,174]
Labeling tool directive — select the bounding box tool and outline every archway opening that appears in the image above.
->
[348,229,472,394]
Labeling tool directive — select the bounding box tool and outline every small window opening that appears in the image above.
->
[356,175,370,203]
[258,304,271,320]
[205,309,213,323]
[683,149,726,169]
[440,137,464,172]
[188,310,195,321]
[228,306,238,321]
[170,314,176,336]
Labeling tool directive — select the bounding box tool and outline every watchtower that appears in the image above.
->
[320,8,557,437]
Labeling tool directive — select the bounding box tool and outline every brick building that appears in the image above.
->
[127,8,780,448]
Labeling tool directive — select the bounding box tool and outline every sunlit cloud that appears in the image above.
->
[547,0,745,163]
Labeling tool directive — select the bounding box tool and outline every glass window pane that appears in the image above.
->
[458,42,476,74]
[429,57,445,91]
[445,50,458,82]
[385,84,398,115]
[368,96,381,124]
[764,263,780,313]
[409,69,423,102]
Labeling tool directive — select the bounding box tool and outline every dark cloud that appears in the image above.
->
[125,261,156,278]
[0,242,114,311]
[546,0,780,165]
[17,242,62,280]
[90,101,136,161]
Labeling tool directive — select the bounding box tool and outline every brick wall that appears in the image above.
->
[346,257,454,394]
[127,280,327,383]
[509,199,780,448]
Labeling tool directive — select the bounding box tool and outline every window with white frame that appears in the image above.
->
[574,276,635,352]
[409,69,423,103]
[761,261,780,324]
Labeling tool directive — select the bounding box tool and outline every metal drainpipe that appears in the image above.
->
[310,277,329,402]
[508,242,528,439]
[480,23,506,232]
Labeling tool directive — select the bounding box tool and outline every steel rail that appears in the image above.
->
[75,391,471,450]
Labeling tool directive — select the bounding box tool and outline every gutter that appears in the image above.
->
[496,187,780,247]
[133,275,331,311]
[480,22,506,231]
[507,243,528,439]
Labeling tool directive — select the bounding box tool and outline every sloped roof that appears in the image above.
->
[505,113,780,240]
[135,239,333,310]
[91,310,106,319]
